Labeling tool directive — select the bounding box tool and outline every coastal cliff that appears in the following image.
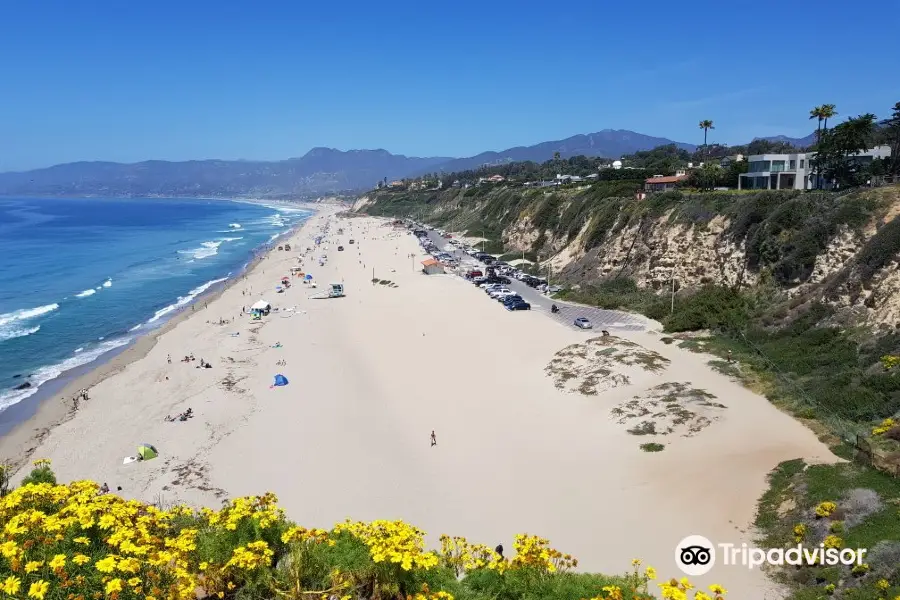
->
[354,185,900,331]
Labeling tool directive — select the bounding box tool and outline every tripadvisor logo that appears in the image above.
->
[675,535,867,575]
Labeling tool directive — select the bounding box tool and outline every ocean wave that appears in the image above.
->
[0,337,131,411]
[0,304,59,342]
[0,325,40,342]
[103,278,112,288]
[146,277,228,324]
[75,289,97,298]
[179,240,222,260]
[229,223,242,229]
[218,237,243,242]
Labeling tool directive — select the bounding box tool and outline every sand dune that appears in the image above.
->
[5,208,836,597]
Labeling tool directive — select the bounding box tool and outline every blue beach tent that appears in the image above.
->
[274,374,289,387]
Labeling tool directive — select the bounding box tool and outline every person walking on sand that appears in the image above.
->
[167,354,171,364]
[430,430,437,447]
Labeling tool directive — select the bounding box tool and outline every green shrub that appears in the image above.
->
[663,285,750,333]
[21,464,56,486]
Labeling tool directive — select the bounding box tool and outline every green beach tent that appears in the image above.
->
[137,444,158,461]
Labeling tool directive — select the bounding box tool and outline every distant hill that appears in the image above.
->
[427,130,695,174]
[0,149,452,198]
[754,132,818,149]
[0,129,722,198]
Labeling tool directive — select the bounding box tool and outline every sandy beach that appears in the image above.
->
[1,206,836,597]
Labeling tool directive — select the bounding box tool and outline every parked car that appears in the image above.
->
[337,246,344,251]
[349,240,355,244]
[506,300,531,311]
[502,295,524,305]
[494,290,517,300]
[488,288,511,298]
[574,317,593,329]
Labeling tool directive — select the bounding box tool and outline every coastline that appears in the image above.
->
[1,206,835,597]
[0,201,324,471]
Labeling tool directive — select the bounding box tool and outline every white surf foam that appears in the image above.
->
[0,304,59,342]
[179,240,222,260]
[219,237,243,242]
[229,223,242,229]
[146,277,228,324]
[102,278,112,288]
[0,337,131,411]
[75,289,97,298]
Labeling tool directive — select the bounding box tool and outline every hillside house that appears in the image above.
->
[644,174,688,193]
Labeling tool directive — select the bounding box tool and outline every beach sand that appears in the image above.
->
[1,208,836,597]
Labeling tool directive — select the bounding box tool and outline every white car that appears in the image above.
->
[488,288,511,298]
[494,290,516,300]
[480,283,502,290]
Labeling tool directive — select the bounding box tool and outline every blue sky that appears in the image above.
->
[1,0,898,172]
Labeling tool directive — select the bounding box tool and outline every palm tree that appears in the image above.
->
[810,105,826,144]
[698,120,714,158]
[821,104,837,132]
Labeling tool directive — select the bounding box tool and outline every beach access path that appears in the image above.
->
[6,209,836,598]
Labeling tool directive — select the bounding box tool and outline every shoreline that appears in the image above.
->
[2,208,835,596]
[0,203,323,471]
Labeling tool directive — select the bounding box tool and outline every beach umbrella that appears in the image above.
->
[305,274,313,280]
[137,444,158,460]
[274,374,289,387]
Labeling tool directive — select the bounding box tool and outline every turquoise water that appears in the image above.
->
[0,197,311,417]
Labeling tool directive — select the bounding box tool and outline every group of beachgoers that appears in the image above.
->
[70,388,89,410]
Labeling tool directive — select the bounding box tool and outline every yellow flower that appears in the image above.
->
[94,556,117,573]
[0,541,18,559]
[28,580,49,600]
[876,579,890,591]
[48,554,66,570]
[25,561,43,574]
[105,578,123,595]
[645,566,657,580]
[2,576,22,595]
[73,537,91,545]
[72,554,91,566]
[709,583,727,595]
[815,501,837,518]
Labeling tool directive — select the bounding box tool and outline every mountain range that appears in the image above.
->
[0,128,803,198]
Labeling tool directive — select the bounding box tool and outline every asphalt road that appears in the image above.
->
[421,231,650,332]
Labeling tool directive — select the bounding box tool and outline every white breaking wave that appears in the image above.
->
[229,223,242,229]
[218,237,243,242]
[179,240,222,260]
[0,337,131,411]
[0,304,59,342]
[103,278,112,288]
[146,277,228,324]
[0,325,40,342]
[75,289,97,298]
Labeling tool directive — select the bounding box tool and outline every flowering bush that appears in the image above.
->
[872,417,896,435]
[0,463,730,600]
[815,501,837,518]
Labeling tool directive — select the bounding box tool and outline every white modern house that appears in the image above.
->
[738,146,892,190]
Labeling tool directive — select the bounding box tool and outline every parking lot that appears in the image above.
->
[422,229,651,332]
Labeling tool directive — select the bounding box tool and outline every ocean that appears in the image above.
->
[0,196,312,421]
